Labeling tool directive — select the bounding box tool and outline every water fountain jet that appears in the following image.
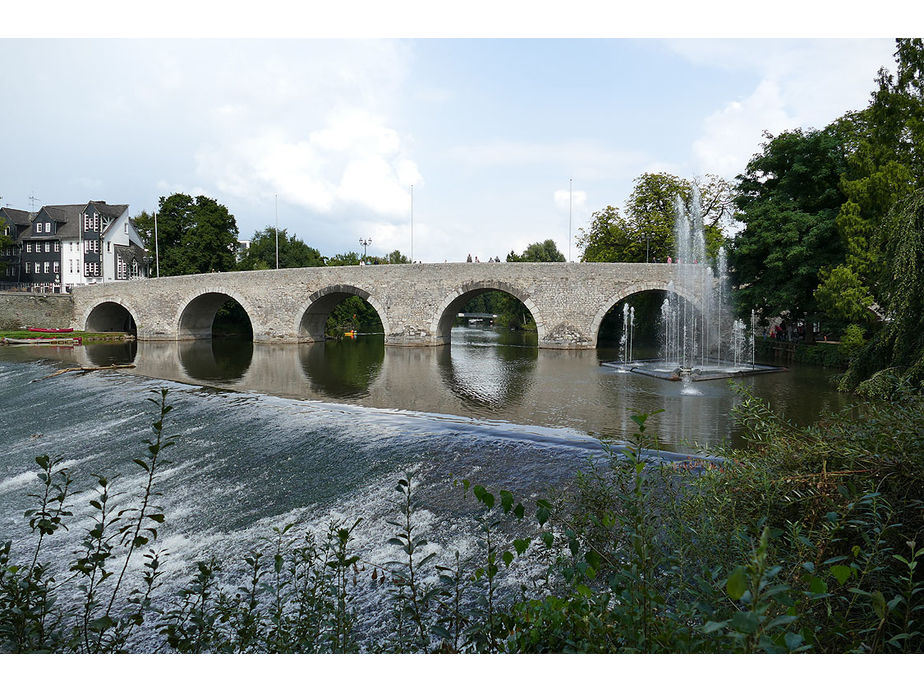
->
[604,189,784,382]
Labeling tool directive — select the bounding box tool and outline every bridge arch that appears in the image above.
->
[430,280,545,345]
[296,284,390,342]
[82,299,139,334]
[590,281,702,347]
[176,288,256,340]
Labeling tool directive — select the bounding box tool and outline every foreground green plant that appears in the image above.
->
[1,387,920,653]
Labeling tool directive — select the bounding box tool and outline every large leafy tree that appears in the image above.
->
[816,39,924,325]
[728,125,851,324]
[132,194,238,277]
[238,226,324,270]
[578,173,730,263]
[506,239,566,263]
[842,189,924,391]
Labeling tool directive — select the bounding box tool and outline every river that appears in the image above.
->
[0,326,851,648]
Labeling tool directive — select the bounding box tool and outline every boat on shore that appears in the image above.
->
[2,336,79,345]
[27,327,74,333]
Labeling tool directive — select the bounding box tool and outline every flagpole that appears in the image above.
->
[568,178,573,262]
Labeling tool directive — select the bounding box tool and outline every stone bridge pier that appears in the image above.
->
[70,263,706,349]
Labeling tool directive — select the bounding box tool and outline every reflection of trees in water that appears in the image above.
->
[438,328,537,410]
[84,341,137,366]
[178,338,253,383]
[299,337,384,399]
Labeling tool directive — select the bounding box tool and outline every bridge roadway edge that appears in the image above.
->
[12,263,703,350]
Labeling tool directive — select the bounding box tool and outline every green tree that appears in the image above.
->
[326,252,362,266]
[238,227,324,270]
[385,250,410,264]
[729,126,850,324]
[326,295,383,334]
[506,239,565,262]
[578,173,730,263]
[132,194,239,277]
[816,39,924,325]
[842,188,924,391]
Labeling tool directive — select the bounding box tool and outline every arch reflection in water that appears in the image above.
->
[299,337,384,400]
[438,327,537,411]
[83,341,138,367]
[178,338,254,384]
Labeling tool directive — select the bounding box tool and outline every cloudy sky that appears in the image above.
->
[0,9,907,263]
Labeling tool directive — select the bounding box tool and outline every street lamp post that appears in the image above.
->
[359,237,372,260]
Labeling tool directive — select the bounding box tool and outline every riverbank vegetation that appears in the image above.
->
[1,387,920,653]
[727,39,924,393]
[0,329,134,343]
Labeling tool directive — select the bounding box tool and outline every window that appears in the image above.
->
[45,222,51,234]
[24,262,30,273]
[44,262,50,274]
[53,261,59,274]
[45,242,50,253]
[117,255,127,279]
[54,242,59,252]
[25,242,31,253]
[69,259,73,273]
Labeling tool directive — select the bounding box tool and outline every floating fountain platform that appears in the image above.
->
[602,359,786,381]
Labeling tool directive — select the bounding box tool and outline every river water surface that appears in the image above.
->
[0,327,851,648]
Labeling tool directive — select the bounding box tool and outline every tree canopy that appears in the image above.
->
[133,194,239,277]
[815,39,924,326]
[238,226,324,271]
[578,172,730,263]
[728,125,851,323]
[506,239,565,263]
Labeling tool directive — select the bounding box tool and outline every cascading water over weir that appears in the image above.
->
[605,188,783,384]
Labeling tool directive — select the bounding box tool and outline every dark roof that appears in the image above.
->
[1,207,32,226]
[20,202,130,241]
[115,243,147,264]
[22,204,85,240]
[89,202,128,218]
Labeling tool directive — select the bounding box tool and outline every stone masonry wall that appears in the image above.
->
[0,292,75,330]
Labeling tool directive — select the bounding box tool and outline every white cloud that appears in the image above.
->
[553,188,587,211]
[197,109,421,222]
[692,79,797,177]
[676,39,895,177]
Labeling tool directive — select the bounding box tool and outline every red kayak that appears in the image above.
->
[27,327,74,333]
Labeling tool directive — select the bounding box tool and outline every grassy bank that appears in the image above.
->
[0,329,134,342]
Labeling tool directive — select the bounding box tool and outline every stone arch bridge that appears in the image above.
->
[70,262,706,349]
